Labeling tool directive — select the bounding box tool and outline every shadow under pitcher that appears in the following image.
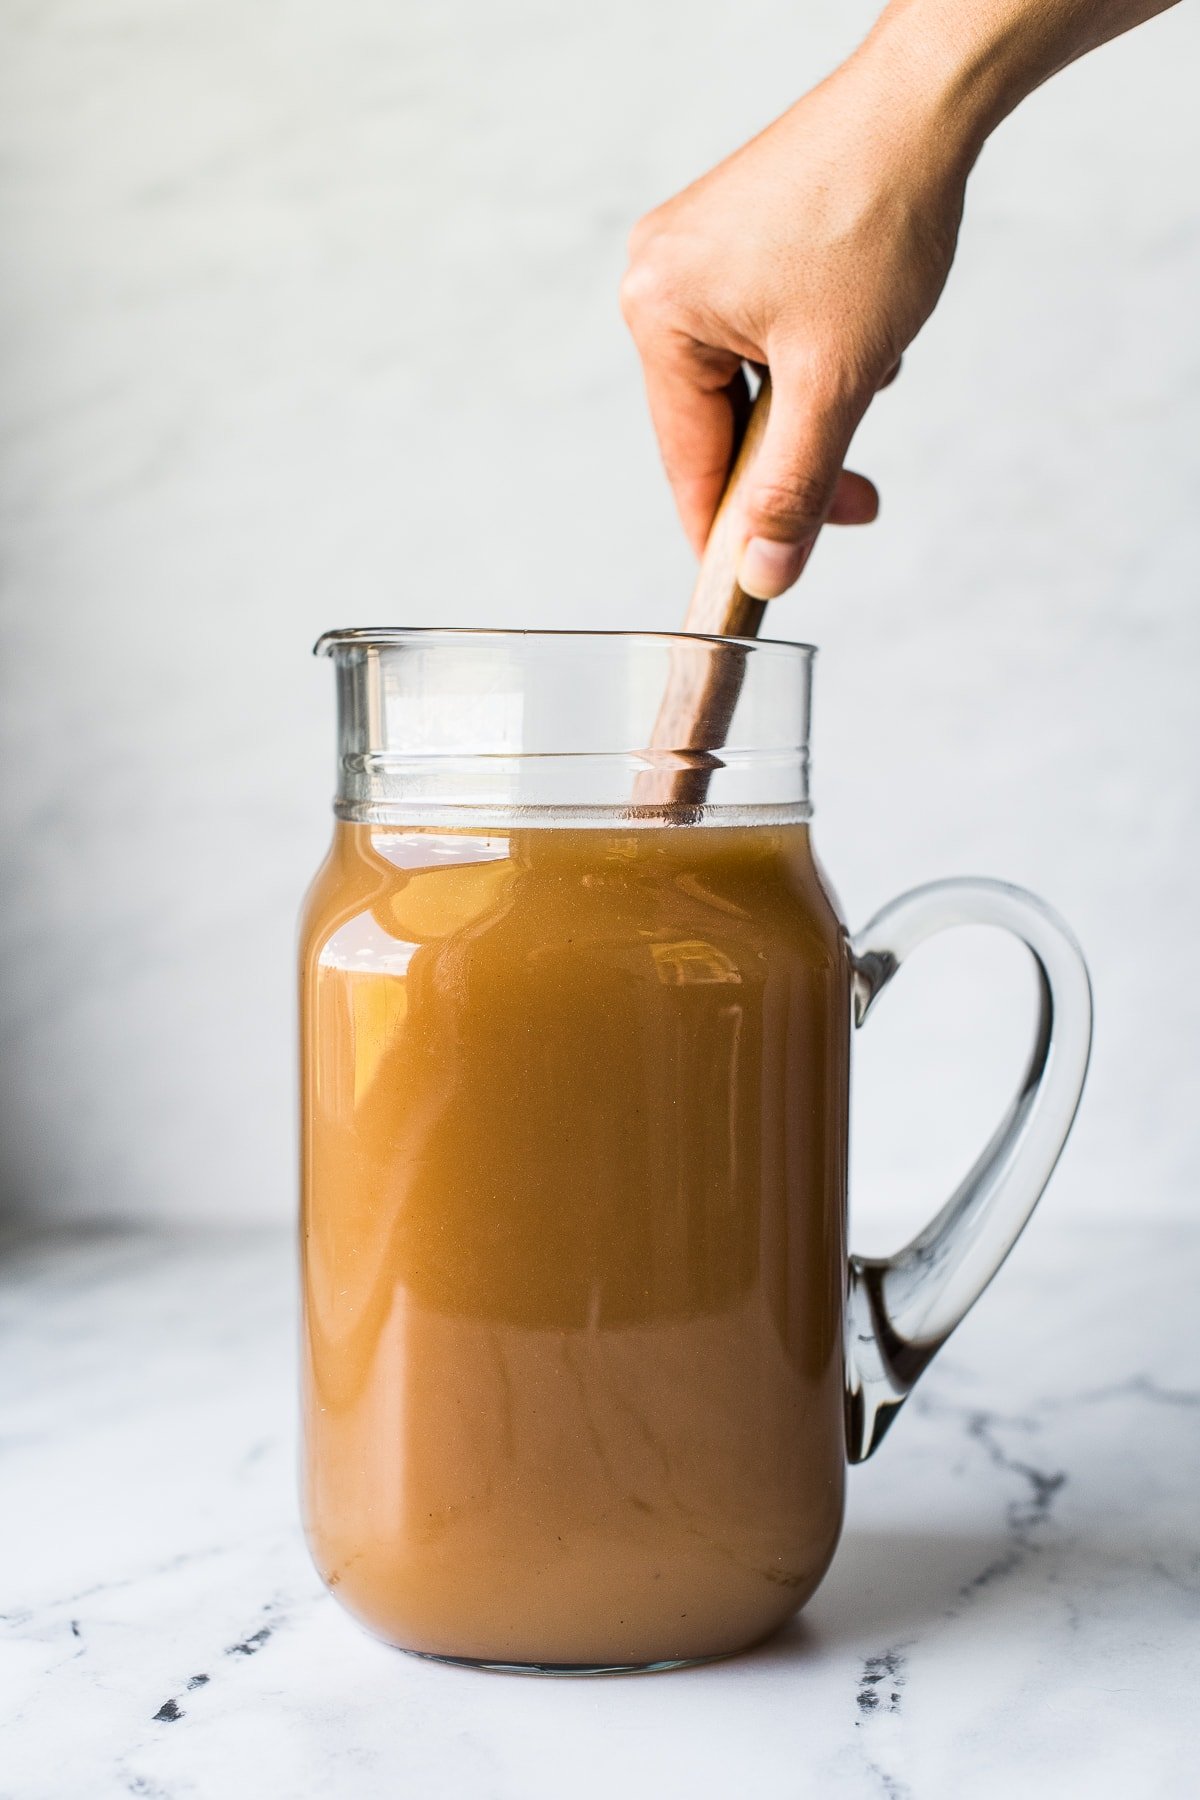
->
[299,629,1092,1673]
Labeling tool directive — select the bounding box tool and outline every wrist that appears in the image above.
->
[851,0,1049,172]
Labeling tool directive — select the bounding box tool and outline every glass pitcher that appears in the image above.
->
[299,628,1091,1673]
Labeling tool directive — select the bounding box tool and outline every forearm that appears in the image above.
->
[853,0,1183,167]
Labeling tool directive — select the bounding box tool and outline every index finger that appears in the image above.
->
[636,332,747,555]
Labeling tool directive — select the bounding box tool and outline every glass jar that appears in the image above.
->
[300,628,1091,1673]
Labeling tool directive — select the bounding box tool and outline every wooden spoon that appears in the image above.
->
[633,374,775,808]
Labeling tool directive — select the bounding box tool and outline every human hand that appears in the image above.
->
[620,29,982,599]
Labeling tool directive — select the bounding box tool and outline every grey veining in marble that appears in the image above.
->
[3,1218,1198,1799]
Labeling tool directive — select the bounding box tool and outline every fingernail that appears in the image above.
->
[738,537,812,601]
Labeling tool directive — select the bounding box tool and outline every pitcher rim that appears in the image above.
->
[314,626,817,658]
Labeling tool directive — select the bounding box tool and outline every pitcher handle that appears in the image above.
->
[845,878,1093,1462]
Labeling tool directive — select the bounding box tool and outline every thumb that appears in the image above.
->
[736,366,860,601]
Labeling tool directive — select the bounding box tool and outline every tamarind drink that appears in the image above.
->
[301,819,849,1668]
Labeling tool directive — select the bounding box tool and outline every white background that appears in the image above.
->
[1,0,1196,1238]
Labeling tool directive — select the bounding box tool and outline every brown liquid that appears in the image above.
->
[300,821,850,1667]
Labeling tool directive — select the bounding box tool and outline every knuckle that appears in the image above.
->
[746,476,832,537]
[618,256,670,328]
[804,354,860,414]
[780,338,866,412]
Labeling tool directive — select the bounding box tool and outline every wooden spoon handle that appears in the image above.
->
[634,376,773,808]
[681,372,772,636]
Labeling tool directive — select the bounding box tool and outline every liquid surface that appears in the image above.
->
[301,822,851,1666]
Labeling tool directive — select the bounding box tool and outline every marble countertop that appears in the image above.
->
[3,1218,1198,1800]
